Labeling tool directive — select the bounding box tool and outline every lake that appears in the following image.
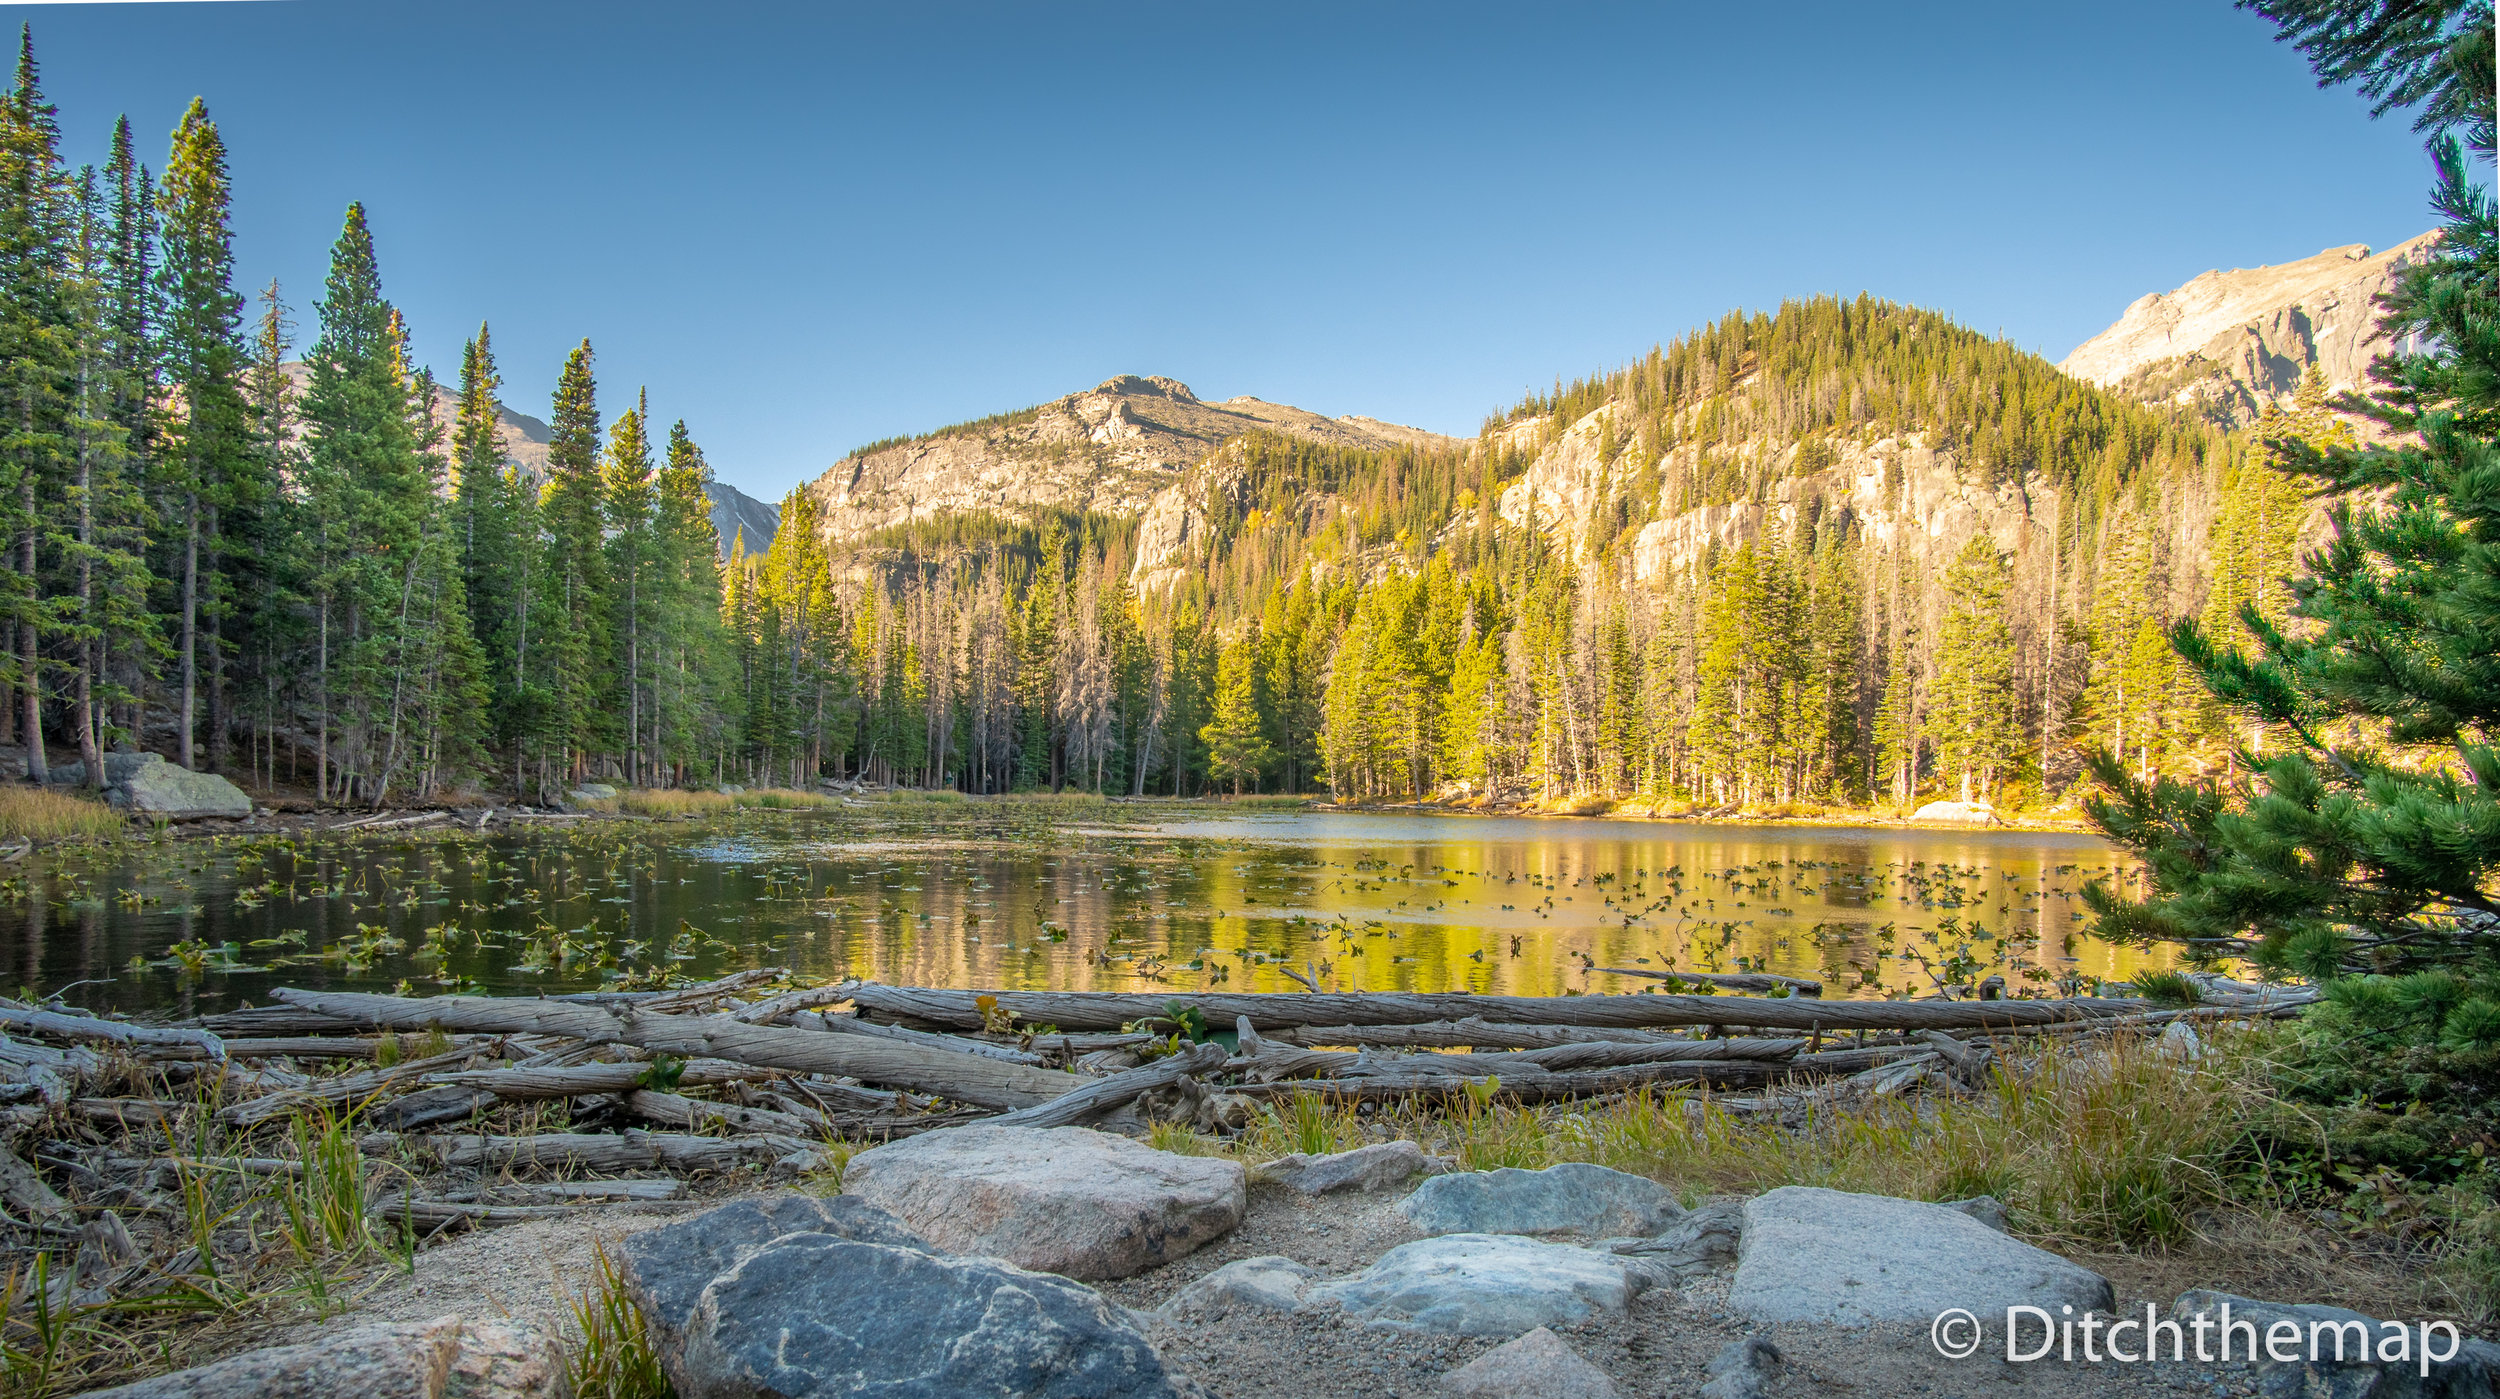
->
[0,800,2160,1017]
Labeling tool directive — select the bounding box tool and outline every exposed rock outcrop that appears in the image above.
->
[2058,234,2439,427]
[801,375,1457,553]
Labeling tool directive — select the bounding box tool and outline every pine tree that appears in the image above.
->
[604,388,654,783]
[0,27,73,778]
[1201,632,1272,796]
[2090,0,2500,982]
[1931,536,2021,803]
[536,339,608,785]
[156,97,248,770]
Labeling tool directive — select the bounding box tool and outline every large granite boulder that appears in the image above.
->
[85,1316,564,1398]
[619,1194,930,1366]
[678,1234,1187,1399]
[66,753,250,820]
[1398,1163,1681,1238]
[1731,1186,2112,1325]
[1304,1233,1659,1337]
[841,1125,1245,1280]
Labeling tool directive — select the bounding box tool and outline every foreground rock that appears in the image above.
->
[2172,1290,2500,1397]
[1305,1233,1658,1337]
[620,1194,930,1363]
[1399,1163,1680,1238]
[1262,1140,1443,1195]
[1696,1335,1783,1399]
[1159,1256,1318,1316]
[682,1234,1186,1399]
[842,1125,1246,1280]
[1731,1186,2111,1325]
[1438,1326,1620,1398]
[88,1316,563,1398]
[58,753,253,820]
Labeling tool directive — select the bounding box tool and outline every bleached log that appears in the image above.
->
[978,1043,1229,1130]
[0,1001,224,1061]
[216,1045,485,1127]
[793,1010,1045,1065]
[270,988,1081,1111]
[847,985,2154,1033]
[427,1059,779,1101]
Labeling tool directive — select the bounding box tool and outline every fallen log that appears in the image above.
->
[1269,1018,1682,1050]
[0,1034,103,1104]
[217,1045,486,1127]
[845,985,2157,1034]
[1491,1037,1805,1073]
[0,1002,225,1061]
[1595,967,1823,996]
[793,1010,1046,1065]
[223,1035,497,1061]
[0,1143,69,1222]
[370,1198,587,1229]
[623,1089,820,1138]
[979,1042,1229,1130]
[428,1059,782,1101]
[423,1129,806,1173]
[734,982,860,1025]
[270,988,1083,1111]
[1223,1058,1784,1103]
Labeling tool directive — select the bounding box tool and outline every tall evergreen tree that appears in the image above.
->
[156,97,247,770]
[2091,0,2500,981]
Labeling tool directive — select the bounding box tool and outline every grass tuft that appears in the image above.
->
[0,786,123,842]
[564,1241,673,1399]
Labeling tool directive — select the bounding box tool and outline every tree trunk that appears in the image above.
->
[178,490,198,770]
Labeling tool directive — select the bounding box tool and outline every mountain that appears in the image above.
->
[277,363,777,558]
[2057,233,2437,428]
[799,374,1460,550]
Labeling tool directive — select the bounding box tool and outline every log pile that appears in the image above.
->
[0,974,2315,1249]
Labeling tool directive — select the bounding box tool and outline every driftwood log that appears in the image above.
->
[844,985,2157,1033]
[269,988,1083,1111]
[0,1002,225,1061]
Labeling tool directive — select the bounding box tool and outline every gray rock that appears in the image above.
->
[679,1233,1186,1399]
[621,1193,930,1367]
[1942,1195,2009,1232]
[89,753,249,820]
[1159,1256,1317,1316]
[565,783,619,806]
[1304,1233,1658,1337]
[1262,1141,1442,1194]
[1732,1186,2112,1326]
[86,1315,564,1398]
[1399,1162,1681,1238]
[1439,1326,1620,1398]
[842,1124,1245,1280]
[1696,1335,1783,1399]
[2171,1290,2500,1399]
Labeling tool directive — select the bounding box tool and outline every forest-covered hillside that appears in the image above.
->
[781,294,2332,809]
[0,26,2340,809]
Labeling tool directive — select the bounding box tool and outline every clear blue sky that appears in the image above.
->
[3,0,2444,500]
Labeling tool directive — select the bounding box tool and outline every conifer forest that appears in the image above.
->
[0,29,2344,813]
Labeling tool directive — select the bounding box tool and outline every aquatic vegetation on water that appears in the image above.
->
[0,796,2161,1015]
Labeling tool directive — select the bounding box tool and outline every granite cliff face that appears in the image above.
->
[800,374,1459,548]
[2057,233,2438,427]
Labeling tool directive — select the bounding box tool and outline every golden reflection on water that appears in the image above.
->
[8,806,2164,1014]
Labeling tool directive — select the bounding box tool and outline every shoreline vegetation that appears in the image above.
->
[1,965,2488,1398]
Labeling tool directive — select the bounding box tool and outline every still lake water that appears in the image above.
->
[0,802,2159,1017]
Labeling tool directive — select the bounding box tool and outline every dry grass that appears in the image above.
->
[0,786,123,842]
[1211,1031,2255,1247]
[611,787,840,817]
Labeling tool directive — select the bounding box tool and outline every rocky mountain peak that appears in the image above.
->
[2058,232,2439,426]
